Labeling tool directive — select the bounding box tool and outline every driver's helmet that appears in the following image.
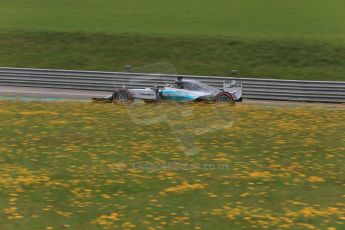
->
[175,81,184,89]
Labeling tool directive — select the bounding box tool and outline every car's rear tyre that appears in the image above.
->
[215,92,234,103]
[112,89,133,104]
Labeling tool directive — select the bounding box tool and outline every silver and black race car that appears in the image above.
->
[93,77,243,103]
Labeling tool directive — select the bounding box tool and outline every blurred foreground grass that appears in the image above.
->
[0,100,344,229]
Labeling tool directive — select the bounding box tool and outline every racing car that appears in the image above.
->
[92,77,243,103]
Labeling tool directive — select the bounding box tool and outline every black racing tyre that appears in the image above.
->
[215,92,234,103]
[112,89,133,104]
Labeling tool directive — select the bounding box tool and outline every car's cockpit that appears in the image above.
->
[171,79,219,93]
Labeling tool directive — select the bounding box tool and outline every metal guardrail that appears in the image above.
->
[0,67,344,103]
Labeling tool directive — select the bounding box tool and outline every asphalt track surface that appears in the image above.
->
[0,86,110,100]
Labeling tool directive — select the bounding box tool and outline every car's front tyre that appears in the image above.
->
[112,89,133,104]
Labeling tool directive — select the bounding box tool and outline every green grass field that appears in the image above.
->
[1,0,345,80]
[2,0,345,40]
[0,100,344,229]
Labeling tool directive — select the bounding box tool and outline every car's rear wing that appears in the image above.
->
[223,80,243,100]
